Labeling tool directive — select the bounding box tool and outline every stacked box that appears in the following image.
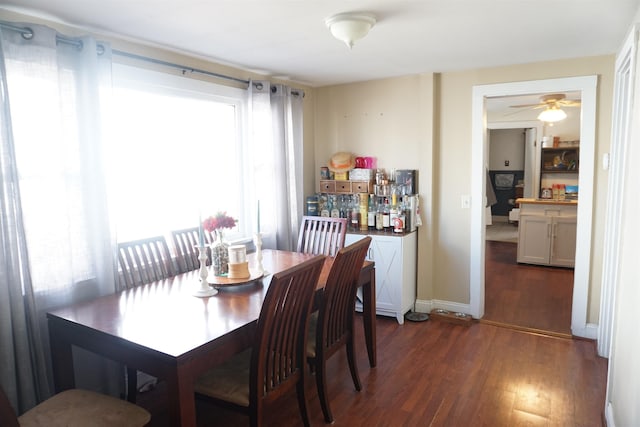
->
[349,168,375,181]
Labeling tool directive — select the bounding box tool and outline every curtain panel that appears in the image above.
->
[0,22,117,413]
[249,80,304,251]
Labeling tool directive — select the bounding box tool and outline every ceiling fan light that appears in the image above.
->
[325,12,376,49]
[538,107,567,123]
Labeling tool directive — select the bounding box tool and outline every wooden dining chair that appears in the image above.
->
[171,227,213,273]
[0,385,151,427]
[117,235,177,402]
[296,216,348,257]
[307,236,372,423]
[194,255,326,427]
[117,236,176,289]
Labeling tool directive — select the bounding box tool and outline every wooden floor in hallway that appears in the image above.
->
[483,240,574,336]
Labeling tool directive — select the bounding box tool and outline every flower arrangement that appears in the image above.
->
[202,211,237,232]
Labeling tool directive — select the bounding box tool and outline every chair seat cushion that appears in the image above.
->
[18,389,150,427]
[195,348,252,407]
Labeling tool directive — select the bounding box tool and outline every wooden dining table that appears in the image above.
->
[47,249,376,427]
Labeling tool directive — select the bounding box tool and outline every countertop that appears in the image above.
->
[516,198,578,206]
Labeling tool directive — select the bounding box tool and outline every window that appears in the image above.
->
[108,65,250,242]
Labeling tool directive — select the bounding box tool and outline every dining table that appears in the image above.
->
[47,249,376,427]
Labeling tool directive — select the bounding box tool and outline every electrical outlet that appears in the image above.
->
[461,195,470,209]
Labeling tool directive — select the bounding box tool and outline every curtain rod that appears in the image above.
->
[0,21,250,86]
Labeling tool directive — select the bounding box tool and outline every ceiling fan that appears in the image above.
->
[510,93,581,122]
[509,93,582,109]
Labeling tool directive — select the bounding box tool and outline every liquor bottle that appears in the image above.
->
[330,195,340,218]
[382,197,391,231]
[367,194,376,231]
[359,193,369,231]
[376,198,384,231]
[389,193,399,229]
[350,195,360,231]
[394,196,406,233]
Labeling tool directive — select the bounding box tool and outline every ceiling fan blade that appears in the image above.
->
[509,103,543,108]
[557,100,581,107]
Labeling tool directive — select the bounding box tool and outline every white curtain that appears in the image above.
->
[0,22,117,412]
[249,81,304,251]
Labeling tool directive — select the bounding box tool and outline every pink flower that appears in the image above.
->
[202,212,237,232]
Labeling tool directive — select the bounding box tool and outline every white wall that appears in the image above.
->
[489,129,524,170]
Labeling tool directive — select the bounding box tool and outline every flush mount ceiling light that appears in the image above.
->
[325,12,376,49]
[537,105,568,123]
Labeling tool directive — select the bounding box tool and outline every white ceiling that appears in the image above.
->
[2,0,639,87]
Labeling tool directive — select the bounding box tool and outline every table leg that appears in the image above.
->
[361,268,377,367]
[48,318,76,392]
[167,369,197,427]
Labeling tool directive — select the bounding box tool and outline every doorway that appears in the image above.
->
[469,76,598,339]
[483,121,575,335]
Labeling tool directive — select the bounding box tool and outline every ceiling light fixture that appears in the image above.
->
[325,12,376,49]
[537,106,567,123]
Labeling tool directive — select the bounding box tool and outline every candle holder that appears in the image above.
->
[193,245,217,297]
[253,233,264,275]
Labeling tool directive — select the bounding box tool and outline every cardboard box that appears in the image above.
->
[349,168,374,181]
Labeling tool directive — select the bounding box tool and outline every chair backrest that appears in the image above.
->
[0,385,19,427]
[117,236,176,289]
[250,255,325,404]
[318,237,372,356]
[171,227,213,273]
[296,216,347,257]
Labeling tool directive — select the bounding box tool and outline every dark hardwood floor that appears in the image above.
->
[483,240,574,337]
[139,314,607,426]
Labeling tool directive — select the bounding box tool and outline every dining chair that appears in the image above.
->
[171,227,213,273]
[194,255,326,427]
[117,235,176,401]
[117,236,176,289]
[307,236,372,423]
[296,216,348,257]
[0,385,151,427]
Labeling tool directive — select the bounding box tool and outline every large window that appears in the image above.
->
[108,65,250,242]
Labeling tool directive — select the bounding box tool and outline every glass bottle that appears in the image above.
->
[375,197,384,231]
[382,197,391,231]
[367,194,376,230]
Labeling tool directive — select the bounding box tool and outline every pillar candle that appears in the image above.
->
[257,200,260,234]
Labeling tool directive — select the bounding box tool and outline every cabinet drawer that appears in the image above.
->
[352,181,373,193]
[319,180,336,193]
[335,181,352,193]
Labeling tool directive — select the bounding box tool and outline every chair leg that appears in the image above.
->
[315,358,334,423]
[296,373,311,427]
[346,335,362,391]
[126,367,138,403]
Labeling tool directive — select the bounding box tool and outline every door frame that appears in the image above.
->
[470,76,598,338]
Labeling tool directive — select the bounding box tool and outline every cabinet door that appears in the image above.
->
[517,215,551,265]
[550,216,577,267]
[346,234,400,315]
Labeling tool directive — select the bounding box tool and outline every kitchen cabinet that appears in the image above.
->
[516,199,577,267]
[346,231,417,324]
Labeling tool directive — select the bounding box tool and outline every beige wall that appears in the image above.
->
[315,55,614,323]
[2,8,614,324]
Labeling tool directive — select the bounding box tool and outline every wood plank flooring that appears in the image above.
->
[139,314,607,426]
[483,240,574,336]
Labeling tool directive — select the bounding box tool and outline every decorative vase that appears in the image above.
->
[211,230,229,276]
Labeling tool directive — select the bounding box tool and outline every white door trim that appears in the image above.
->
[470,76,598,338]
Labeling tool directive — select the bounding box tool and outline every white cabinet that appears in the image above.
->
[346,231,417,324]
[516,201,577,267]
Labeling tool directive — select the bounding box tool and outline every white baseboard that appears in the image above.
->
[414,299,473,317]
[572,323,598,340]
[416,299,600,341]
[605,402,616,427]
